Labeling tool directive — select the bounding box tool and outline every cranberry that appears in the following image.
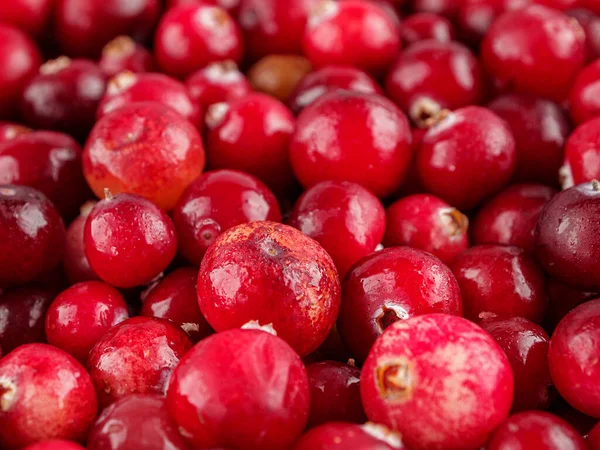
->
[482,5,586,102]
[155,4,243,79]
[401,13,455,46]
[294,422,405,450]
[167,327,310,449]
[248,55,312,102]
[0,121,31,144]
[567,9,600,62]
[290,91,412,199]
[198,221,340,356]
[361,314,513,449]
[535,181,600,290]
[173,169,281,266]
[545,278,598,332]
[590,422,600,449]
[186,60,251,110]
[0,185,65,287]
[561,118,600,189]
[0,344,97,448]
[87,394,189,450]
[480,317,552,412]
[83,102,205,210]
[303,1,400,76]
[45,281,129,362]
[23,441,85,450]
[288,65,383,114]
[487,411,587,450]
[417,106,516,210]
[396,128,426,196]
[63,203,98,284]
[20,58,107,140]
[386,40,483,127]
[472,183,557,254]
[97,71,202,128]
[55,0,160,58]
[206,93,295,194]
[534,0,578,9]
[0,287,53,352]
[289,181,385,277]
[0,0,53,38]
[413,0,458,18]
[338,247,463,362]
[140,267,213,343]
[569,60,600,126]
[0,131,88,219]
[580,0,600,15]
[99,36,156,79]
[384,194,469,265]
[457,0,529,43]
[168,0,241,14]
[88,316,192,408]
[0,24,42,120]
[84,193,177,288]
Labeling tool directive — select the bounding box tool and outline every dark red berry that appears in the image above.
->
[0,0,53,38]
[457,0,529,43]
[23,441,85,450]
[561,117,600,189]
[294,422,405,450]
[63,203,98,284]
[98,36,155,79]
[589,422,600,450]
[545,278,599,332]
[567,8,600,62]
[185,60,251,110]
[413,0,458,18]
[401,12,455,46]
[0,121,31,144]
[569,60,600,126]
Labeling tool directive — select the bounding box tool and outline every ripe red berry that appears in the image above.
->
[457,0,529,43]
[561,117,600,189]
[413,0,458,17]
[589,422,600,450]
[401,13,455,46]
[570,60,600,126]
[294,422,405,450]
[567,8,600,62]
[0,0,53,38]
[98,36,155,79]
[63,203,98,284]
[186,60,251,109]
[23,441,85,450]
[0,121,31,143]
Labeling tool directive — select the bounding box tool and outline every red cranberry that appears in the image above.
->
[55,0,160,58]
[306,361,366,427]
[0,0,53,37]
[45,281,129,362]
[384,194,469,265]
[99,36,155,79]
[168,0,241,14]
[167,327,310,449]
[0,121,31,144]
[185,60,251,110]
[401,13,455,46]
[84,193,177,288]
[141,267,213,343]
[569,60,600,126]
[386,40,483,127]
[23,441,85,450]
[63,203,98,284]
[535,181,600,291]
[480,317,552,412]
[155,4,243,79]
[248,55,312,102]
[396,128,427,196]
[290,91,412,199]
[338,247,463,362]
[472,183,557,254]
[0,185,65,287]
[83,102,205,210]
[294,422,405,450]
[567,9,600,62]
[561,117,600,189]
[198,221,340,357]
[303,1,400,76]
[87,394,189,450]
[482,5,585,102]
[20,58,107,140]
[173,169,281,266]
[413,0,458,18]
[0,24,42,120]
[0,344,97,448]
[580,0,600,15]
[457,0,529,43]
[88,316,192,408]
[534,0,579,9]
[289,181,385,277]
[590,422,600,449]
[361,314,513,449]
[417,106,516,210]
[549,298,600,417]
[206,93,295,194]
[545,278,599,332]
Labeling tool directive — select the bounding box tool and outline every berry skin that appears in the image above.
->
[63,204,99,284]
[0,121,31,143]
[248,55,313,102]
[401,13,455,46]
[481,5,586,102]
[569,60,600,125]
[290,91,412,199]
[23,441,85,450]
[98,36,156,79]
[417,106,517,210]
[338,247,463,362]
[293,422,405,450]
[0,344,97,448]
[561,117,600,189]
[185,60,252,109]
[198,221,341,357]
[0,0,54,38]
[167,328,310,449]
[83,102,205,210]
[457,0,529,43]
[361,314,513,450]
[289,181,385,277]
[413,0,458,18]
[383,194,469,265]
[567,9,600,62]
[84,193,178,288]
[589,422,600,450]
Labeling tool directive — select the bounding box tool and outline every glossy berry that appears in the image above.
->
[457,0,529,43]
[23,441,85,450]
[168,0,241,14]
[83,102,205,210]
[0,0,54,37]
[413,0,458,17]
[338,247,463,362]
[87,316,192,408]
[84,193,177,288]
[289,181,385,277]
[562,117,600,189]
[384,194,469,265]
[173,169,281,266]
[590,422,600,450]
[0,121,31,143]
[0,344,97,448]
[549,299,600,417]
[471,184,557,254]
[248,55,312,102]
[98,36,155,78]
[185,60,251,110]
[294,422,405,450]
[45,281,129,362]
[198,221,341,357]
[361,314,513,450]
[290,91,412,199]
[155,4,243,79]
[20,58,107,139]
[545,278,599,332]
[141,267,213,343]
[87,394,189,450]
[570,60,600,126]
[0,185,65,287]
[535,181,600,290]
[482,5,586,102]
[401,13,455,46]
[567,9,600,62]
[167,328,310,449]
[303,0,400,76]
[63,203,98,284]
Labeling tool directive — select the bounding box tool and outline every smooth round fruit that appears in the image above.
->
[562,117,600,189]
[0,121,31,143]
[0,0,53,37]
[63,204,98,283]
[185,60,251,109]
[361,314,513,450]
[23,441,85,450]
[413,0,458,17]
[293,422,405,450]
[401,13,455,46]
[567,8,600,62]
[458,0,530,43]
[99,35,155,78]
[570,60,600,126]
[589,422,600,450]
[248,55,312,102]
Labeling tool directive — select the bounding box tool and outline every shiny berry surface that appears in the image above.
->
[589,422,600,450]
[0,121,31,144]
[23,441,86,450]
[561,117,600,189]
[567,8,600,62]
[186,60,252,109]
[458,0,529,43]
[294,422,405,450]
[98,36,156,79]
[0,0,53,37]
[570,60,600,126]
[401,13,455,46]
